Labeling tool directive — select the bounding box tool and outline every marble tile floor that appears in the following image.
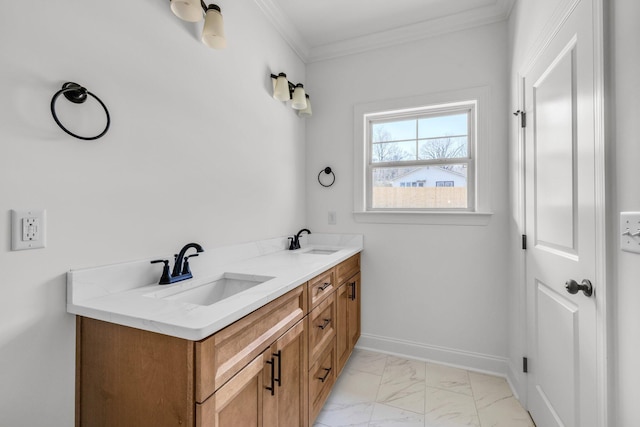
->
[314,349,535,427]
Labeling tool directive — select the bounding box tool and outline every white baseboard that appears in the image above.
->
[356,333,523,399]
[506,359,527,404]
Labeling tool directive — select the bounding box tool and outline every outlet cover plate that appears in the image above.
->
[11,209,47,251]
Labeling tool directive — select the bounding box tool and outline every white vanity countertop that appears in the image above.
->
[67,234,363,341]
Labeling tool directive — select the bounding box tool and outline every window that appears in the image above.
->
[353,87,491,225]
[366,101,475,211]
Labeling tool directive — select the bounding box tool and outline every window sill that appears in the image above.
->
[352,211,493,226]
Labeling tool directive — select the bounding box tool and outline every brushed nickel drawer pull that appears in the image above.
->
[318,318,331,330]
[318,367,332,383]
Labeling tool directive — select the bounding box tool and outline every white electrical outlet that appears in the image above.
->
[11,209,47,250]
[328,211,337,225]
[620,212,640,254]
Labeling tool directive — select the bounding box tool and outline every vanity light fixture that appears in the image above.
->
[170,0,226,49]
[270,73,312,117]
[297,94,312,117]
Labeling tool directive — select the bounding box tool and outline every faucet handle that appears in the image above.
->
[150,259,171,285]
[182,254,199,274]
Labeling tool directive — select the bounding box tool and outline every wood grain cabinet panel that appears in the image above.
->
[308,293,336,364]
[347,273,361,351]
[336,282,350,375]
[335,254,360,287]
[196,285,306,402]
[198,320,308,427]
[264,320,308,427]
[308,338,336,425]
[308,269,335,309]
[76,317,194,427]
[336,269,361,375]
[196,350,266,427]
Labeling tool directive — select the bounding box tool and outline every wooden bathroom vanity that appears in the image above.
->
[75,253,361,427]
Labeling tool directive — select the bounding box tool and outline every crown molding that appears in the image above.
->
[254,0,515,63]
[252,0,310,60]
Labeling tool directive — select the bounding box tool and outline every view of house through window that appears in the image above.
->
[367,102,475,210]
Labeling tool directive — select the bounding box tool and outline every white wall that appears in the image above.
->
[609,0,640,425]
[306,23,510,371]
[0,1,306,425]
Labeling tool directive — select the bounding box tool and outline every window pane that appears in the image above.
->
[371,141,416,163]
[418,136,468,160]
[418,113,467,139]
[371,165,468,209]
[372,120,416,142]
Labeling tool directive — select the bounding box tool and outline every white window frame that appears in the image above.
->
[366,103,476,212]
[353,87,493,225]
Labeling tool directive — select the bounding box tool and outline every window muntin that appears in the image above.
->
[366,103,476,211]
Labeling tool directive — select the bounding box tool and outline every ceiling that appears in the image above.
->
[254,0,515,62]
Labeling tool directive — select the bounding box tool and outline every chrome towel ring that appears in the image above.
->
[50,82,110,141]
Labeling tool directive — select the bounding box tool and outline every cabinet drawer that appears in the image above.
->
[196,350,266,427]
[195,285,306,403]
[308,293,336,364]
[308,269,335,309]
[335,254,360,286]
[309,337,336,425]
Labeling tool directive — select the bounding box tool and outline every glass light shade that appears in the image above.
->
[298,95,312,117]
[291,84,307,110]
[171,0,203,22]
[201,6,226,49]
[274,73,290,101]
[271,76,278,99]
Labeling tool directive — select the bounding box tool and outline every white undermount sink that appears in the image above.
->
[302,249,339,255]
[144,273,274,306]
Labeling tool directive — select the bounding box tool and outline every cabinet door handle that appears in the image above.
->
[318,318,331,330]
[265,357,275,396]
[350,281,357,301]
[318,282,331,291]
[272,350,282,387]
[318,367,332,383]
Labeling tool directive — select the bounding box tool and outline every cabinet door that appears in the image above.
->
[347,272,361,349]
[336,283,350,374]
[266,320,308,427]
[197,350,270,427]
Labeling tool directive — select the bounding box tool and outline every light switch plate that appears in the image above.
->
[11,209,47,251]
[620,212,640,254]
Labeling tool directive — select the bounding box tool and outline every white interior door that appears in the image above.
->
[524,1,599,426]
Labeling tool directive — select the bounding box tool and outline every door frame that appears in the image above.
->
[514,0,610,425]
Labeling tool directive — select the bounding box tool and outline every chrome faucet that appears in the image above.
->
[289,229,311,250]
[151,242,204,285]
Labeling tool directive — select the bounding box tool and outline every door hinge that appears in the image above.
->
[522,234,527,250]
[513,110,526,128]
[523,357,528,373]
